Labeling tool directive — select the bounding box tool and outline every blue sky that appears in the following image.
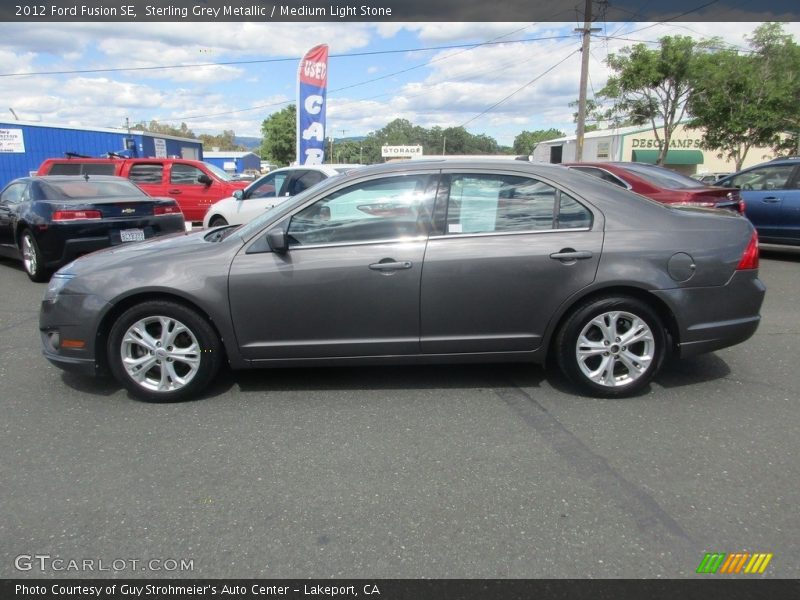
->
[2,21,798,147]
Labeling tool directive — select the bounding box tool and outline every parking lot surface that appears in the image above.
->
[1,247,798,578]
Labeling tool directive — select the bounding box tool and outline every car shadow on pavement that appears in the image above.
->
[654,353,732,389]
[760,244,800,262]
[222,362,547,395]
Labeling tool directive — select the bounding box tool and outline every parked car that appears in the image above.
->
[202,164,360,228]
[40,159,764,402]
[37,156,248,222]
[563,162,744,212]
[0,175,185,281]
[691,172,731,185]
[716,158,800,245]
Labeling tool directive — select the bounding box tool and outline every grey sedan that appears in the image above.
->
[40,160,765,401]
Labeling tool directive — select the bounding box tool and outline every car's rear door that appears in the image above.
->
[420,170,602,354]
[228,171,439,360]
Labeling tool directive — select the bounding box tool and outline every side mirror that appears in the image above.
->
[266,227,288,254]
[233,190,244,201]
[197,174,213,186]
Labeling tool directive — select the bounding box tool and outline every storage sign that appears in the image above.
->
[0,129,25,153]
[381,145,423,158]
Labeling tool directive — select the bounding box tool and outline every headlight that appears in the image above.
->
[43,272,76,302]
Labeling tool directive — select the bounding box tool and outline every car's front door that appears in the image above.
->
[0,182,27,249]
[228,172,439,360]
[420,171,602,354]
[232,170,294,224]
[724,164,799,240]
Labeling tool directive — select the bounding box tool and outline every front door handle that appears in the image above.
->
[762,197,781,203]
[168,189,182,194]
[550,249,593,261]
[369,260,413,271]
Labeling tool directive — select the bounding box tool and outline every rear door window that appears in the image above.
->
[444,174,591,234]
[129,164,164,184]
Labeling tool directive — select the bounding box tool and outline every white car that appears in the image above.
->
[202,164,360,228]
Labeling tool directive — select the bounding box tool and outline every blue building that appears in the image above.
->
[0,120,204,188]
[203,151,262,176]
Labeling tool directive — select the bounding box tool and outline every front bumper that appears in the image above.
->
[39,292,111,377]
[652,270,766,358]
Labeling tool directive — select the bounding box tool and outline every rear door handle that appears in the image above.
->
[369,260,412,271]
[762,197,781,203]
[168,189,182,194]
[550,250,593,261]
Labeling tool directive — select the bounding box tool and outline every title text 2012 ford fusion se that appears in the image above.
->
[39,160,765,402]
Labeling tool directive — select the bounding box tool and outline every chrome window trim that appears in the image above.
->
[429,227,592,241]
[288,235,429,251]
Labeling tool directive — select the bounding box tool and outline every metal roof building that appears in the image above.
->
[203,151,262,175]
[0,120,203,188]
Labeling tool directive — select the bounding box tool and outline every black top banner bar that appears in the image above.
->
[1,0,799,22]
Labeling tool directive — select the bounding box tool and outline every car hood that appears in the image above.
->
[57,229,243,300]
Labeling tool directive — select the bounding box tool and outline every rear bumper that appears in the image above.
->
[652,270,766,358]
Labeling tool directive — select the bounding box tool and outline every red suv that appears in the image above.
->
[37,157,248,222]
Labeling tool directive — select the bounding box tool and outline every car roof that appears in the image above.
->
[13,175,132,184]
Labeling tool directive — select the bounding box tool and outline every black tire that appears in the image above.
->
[209,215,228,227]
[19,228,48,282]
[555,296,666,398]
[107,300,223,402]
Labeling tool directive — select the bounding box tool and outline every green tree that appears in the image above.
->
[513,129,565,154]
[260,105,296,166]
[688,23,800,168]
[599,35,712,165]
[198,130,246,152]
[132,120,196,138]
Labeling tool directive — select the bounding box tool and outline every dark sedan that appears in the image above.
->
[563,161,744,212]
[0,175,185,281]
[40,160,764,401]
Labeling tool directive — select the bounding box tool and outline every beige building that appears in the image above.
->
[531,123,776,176]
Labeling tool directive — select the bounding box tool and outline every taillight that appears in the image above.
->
[736,231,759,270]
[154,205,182,216]
[52,210,102,221]
[727,191,745,214]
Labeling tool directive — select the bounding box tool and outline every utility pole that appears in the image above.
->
[575,0,601,162]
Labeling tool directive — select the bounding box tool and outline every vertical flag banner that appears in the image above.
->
[297,44,329,165]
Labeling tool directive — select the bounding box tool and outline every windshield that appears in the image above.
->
[203,161,236,182]
[622,163,706,189]
[38,178,145,199]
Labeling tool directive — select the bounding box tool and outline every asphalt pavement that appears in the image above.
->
[1,247,798,579]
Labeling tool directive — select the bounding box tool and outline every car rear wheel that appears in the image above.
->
[19,229,48,282]
[555,296,666,397]
[209,215,228,227]
[107,301,222,402]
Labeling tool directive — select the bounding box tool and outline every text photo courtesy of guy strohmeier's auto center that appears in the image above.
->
[1,1,799,595]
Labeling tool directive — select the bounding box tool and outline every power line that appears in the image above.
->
[158,32,576,123]
[0,34,573,79]
[460,48,581,128]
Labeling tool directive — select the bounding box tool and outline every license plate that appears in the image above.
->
[120,228,145,242]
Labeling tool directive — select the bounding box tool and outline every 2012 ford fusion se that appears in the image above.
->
[39,160,765,402]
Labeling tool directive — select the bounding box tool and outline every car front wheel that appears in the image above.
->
[107,301,222,402]
[209,215,228,227]
[555,296,666,397]
[19,229,48,282]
